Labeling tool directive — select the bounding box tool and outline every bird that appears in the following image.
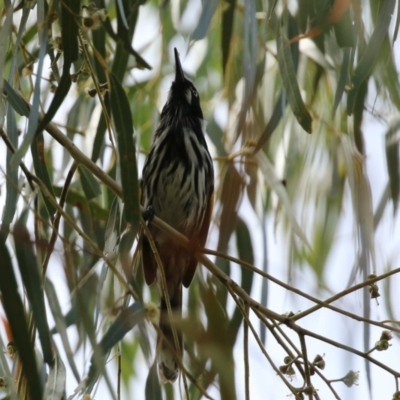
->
[141,48,214,383]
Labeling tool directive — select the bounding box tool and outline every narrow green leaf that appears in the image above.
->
[31,132,57,219]
[276,18,312,133]
[207,116,227,156]
[255,14,298,151]
[91,105,109,162]
[43,352,66,400]
[112,40,131,81]
[52,186,109,221]
[62,95,96,171]
[379,36,400,112]
[61,0,80,66]
[78,202,95,270]
[100,0,151,71]
[255,151,312,249]
[3,80,30,116]
[0,107,19,240]
[332,47,351,117]
[36,66,73,134]
[113,0,132,78]
[267,0,279,21]
[254,91,286,152]
[347,0,396,114]
[45,278,81,382]
[0,4,13,126]
[236,0,258,138]
[236,218,254,295]
[221,0,236,76]
[385,119,400,213]
[8,7,30,83]
[92,13,107,83]
[35,0,80,134]
[216,164,244,278]
[192,0,218,40]
[10,0,48,170]
[145,361,162,400]
[116,0,129,29]
[91,17,109,162]
[87,303,145,385]
[109,73,140,232]
[0,233,43,400]
[394,0,400,40]
[14,210,53,366]
[104,196,121,257]
[50,307,79,334]
[100,303,145,353]
[341,135,376,271]
[95,264,109,329]
[229,218,254,334]
[333,7,355,48]
[79,165,102,200]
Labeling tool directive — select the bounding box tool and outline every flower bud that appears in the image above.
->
[380,330,393,341]
[312,354,325,370]
[279,364,295,377]
[375,339,390,351]
[342,370,359,387]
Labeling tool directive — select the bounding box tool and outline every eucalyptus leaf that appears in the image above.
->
[0,233,43,400]
[276,17,312,133]
[14,210,53,366]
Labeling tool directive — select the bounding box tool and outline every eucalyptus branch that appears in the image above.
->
[298,334,313,400]
[203,248,400,333]
[243,303,250,400]
[285,320,400,378]
[292,268,400,323]
[225,286,301,399]
[253,309,309,387]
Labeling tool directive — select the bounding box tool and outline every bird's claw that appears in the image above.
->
[143,205,155,222]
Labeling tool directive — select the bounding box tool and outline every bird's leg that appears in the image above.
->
[143,205,155,222]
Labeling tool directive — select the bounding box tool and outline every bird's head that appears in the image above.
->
[165,48,203,120]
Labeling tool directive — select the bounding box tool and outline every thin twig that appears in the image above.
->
[312,368,341,400]
[117,345,121,400]
[42,161,78,277]
[225,286,301,399]
[203,248,400,333]
[253,310,307,383]
[286,320,400,378]
[243,303,250,400]
[298,334,313,400]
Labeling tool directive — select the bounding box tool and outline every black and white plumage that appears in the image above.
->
[141,48,214,383]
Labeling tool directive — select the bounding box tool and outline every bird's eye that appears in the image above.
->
[191,88,199,98]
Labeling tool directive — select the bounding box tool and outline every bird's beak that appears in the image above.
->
[174,48,185,84]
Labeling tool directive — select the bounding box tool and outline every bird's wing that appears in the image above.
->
[182,190,214,288]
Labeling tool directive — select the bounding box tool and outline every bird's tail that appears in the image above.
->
[157,285,182,383]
